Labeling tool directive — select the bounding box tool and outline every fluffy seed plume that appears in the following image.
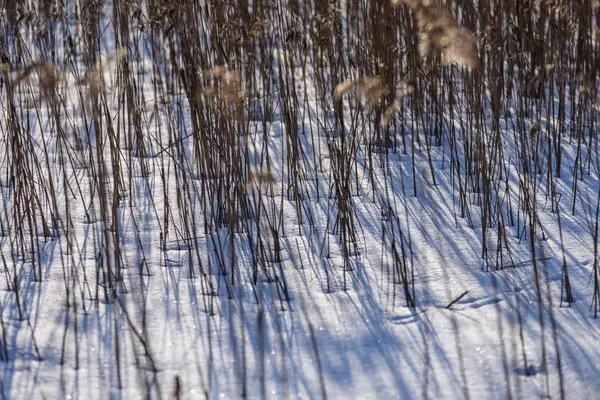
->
[77,48,129,95]
[199,65,246,106]
[247,168,277,190]
[392,0,479,69]
[334,75,389,107]
[13,61,63,91]
[382,103,401,127]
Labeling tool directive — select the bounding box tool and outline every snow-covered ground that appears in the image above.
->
[1,2,600,399]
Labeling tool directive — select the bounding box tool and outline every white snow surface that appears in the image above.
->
[1,6,600,400]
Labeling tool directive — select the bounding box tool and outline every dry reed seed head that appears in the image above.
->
[200,67,246,106]
[49,0,67,20]
[397,80,415,97]
[39,62,62,91]
[246,168,277,190]
[530,122,540,135]
[391,0,422,8]
[88,70,105,95]
[195,87,209,105]
[334,76,389,107]
[361,76,383,91]
[441,31,479,69]
[333,80,355,101]
[360,76,389,106]
[382,102,401,127]
[249,20,271,38]
[311,12,335,35]
[201,66,242,87]
[249,23,263,38]
[113,48,129,62]
[12,61,63,91]
[202,65,228,79]
[396,0,479,69]
[79,49,128,95]
[578,73,598,97]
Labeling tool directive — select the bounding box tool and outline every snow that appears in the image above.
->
[1,3,600,400]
